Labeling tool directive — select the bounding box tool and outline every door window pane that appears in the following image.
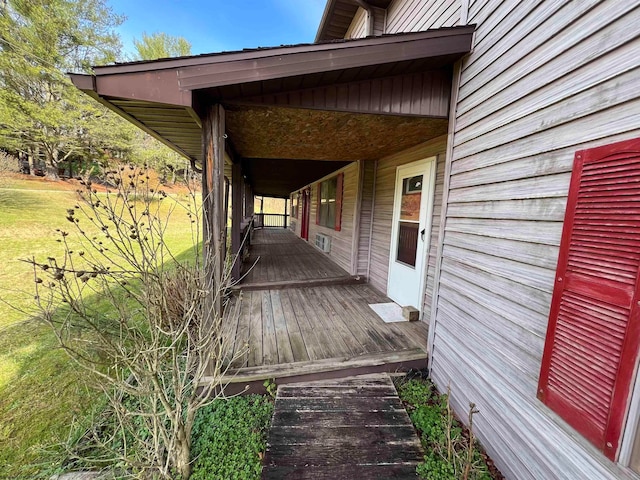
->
[401,175,423,221]
[397,221,419,267]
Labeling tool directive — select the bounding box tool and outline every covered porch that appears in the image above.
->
[224,228,429,389]
[70,26,474,386]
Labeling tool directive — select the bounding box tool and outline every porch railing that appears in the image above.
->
[255,213,289,229]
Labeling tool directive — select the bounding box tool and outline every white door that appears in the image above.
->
[387,158,436,310]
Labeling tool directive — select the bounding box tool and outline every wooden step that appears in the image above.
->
[262,374,422,479]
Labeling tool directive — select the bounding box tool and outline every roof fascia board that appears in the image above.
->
[178,29,474,90]
[92,27,474,76]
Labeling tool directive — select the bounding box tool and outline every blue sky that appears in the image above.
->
[108,0,328,59]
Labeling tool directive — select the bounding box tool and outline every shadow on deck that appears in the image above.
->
[217,229,428,393]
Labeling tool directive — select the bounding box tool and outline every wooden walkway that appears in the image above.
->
[262,374,422,479]
[240,229,352,285]
[215,227,429,389]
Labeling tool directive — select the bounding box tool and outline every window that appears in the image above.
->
[316,173,343,231]
[537,137,640,462]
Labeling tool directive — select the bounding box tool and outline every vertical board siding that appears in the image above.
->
[427,1,640,479]
[307,163,359,274]
[368,136,447,321]
[357,161,376,277]
[386,0,461,33]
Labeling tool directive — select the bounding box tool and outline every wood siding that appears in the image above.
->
[242,70,451,119]
[368,136,447,323]
[345,6,386,39]
[357,161,376,277]
[386,0,461,33]
[427,1,640,479]
[346,7,367,38]
[308,163,359,274]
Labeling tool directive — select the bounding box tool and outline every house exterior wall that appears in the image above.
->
[346,0,460,38]
[421,1,640,479]
[386,0,460,32]
[302,162,360,275]
[368,136,447,324]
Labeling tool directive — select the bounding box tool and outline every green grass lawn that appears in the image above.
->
[0,175,199,478]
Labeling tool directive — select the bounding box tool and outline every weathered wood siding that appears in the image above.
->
[357,161,376,277]
[386,0,461,33]
[427,1,640,479]
[368,136,447,322]
[307,162,359,275]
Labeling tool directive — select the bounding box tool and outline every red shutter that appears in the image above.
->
[315,184,321,225]
[335,173,344,232]
[538,137,640,460]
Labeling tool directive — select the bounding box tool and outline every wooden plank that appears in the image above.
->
[261,291,278,365]
[221,348,428,383]
[231,275,363,291]
[266,425,420,446]
[262,464,419,480]
[277,386,397,398]
[231,291,251,368]
[270,290,295,364]
[264,442,422,466]
[279,290,310,363]
[248,290,263,368]
[285,288,327,361]
[270,409,413,428]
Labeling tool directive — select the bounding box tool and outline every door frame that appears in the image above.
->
[386,157,437,313]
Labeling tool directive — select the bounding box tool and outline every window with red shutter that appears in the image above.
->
[316,173,343,231]
[538,137,640,461]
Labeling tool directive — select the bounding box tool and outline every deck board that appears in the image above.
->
[242,229,351,284]
[220,227,429,383]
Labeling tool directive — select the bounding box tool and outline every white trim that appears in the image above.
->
[386,157,436,311]
[460,0,470,25]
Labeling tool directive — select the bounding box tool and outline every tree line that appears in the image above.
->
[0,0,194,182]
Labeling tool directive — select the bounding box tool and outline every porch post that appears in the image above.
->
[231,161,243,281]
[284,198,288,229]
[202,103,226,320]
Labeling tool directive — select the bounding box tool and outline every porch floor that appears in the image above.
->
[219,227,429,390]
[240,228,352,285]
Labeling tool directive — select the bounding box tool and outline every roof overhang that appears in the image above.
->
[315,0,392,42]
[71,26,474,197]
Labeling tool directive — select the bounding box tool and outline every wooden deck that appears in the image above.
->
[218,228,429,389]
[240,229,354,286]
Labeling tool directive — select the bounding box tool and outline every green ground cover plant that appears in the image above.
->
[190,395,274,480]
[396,375,499,480]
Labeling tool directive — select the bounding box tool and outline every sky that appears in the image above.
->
[107,0,328,59]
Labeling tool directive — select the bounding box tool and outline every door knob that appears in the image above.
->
[420,229,426,240]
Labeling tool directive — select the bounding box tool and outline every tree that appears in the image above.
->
[0,0,127,178]
[133,32,192,61]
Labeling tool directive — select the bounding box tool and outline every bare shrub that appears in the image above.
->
[0,151,21,184]
[27,165,241,478]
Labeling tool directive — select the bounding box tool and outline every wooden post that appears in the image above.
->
[284,198,288,229]
[231,161,242,281]
[202,104,226,320]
